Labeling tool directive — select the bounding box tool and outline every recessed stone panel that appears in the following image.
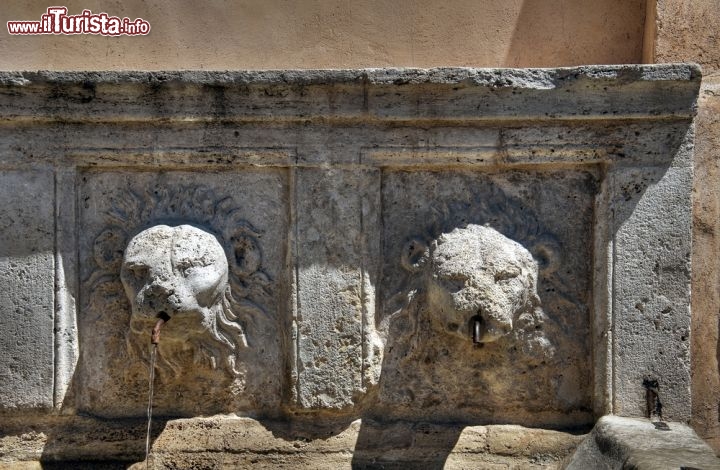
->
[376,169,596,426]
[76,169,289,417]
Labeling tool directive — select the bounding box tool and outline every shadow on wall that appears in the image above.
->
[505,0,646,67]
[33,152,685,467]
[351,421,463,469]
[38,168,668,466]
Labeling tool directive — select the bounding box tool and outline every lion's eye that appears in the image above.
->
[125,263,148,283]
[176,257,207,275]
[438,274,468,292]
[495,266,521,282]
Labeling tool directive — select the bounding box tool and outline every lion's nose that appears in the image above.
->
[145,284,175,314]
[146,281,174,299]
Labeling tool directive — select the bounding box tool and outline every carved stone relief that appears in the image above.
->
[0,67,701,466]
[399,224,552,347]
[374,170,595,426]
[76,171,288,417]
[122,224,254,382]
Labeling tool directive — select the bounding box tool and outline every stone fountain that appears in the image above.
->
[0,65,717,468]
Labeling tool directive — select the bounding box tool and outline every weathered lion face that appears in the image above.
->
[423,225,539,343]
[121,224,229,339]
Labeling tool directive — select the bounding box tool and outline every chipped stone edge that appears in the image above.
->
[0,64,701,87]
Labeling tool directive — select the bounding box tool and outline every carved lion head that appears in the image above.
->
[121,224,249,377]
[402,224,553,345]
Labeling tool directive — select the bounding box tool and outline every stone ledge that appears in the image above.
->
[0,416,586,469]
[563,416,720,469]
[0,65,701,123]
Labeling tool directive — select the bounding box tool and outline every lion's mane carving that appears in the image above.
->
[85,186,271,383]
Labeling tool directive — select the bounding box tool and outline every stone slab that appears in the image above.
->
[294,168,380,409]
[563,415,720,470]
[0,416,584,468]
[0,66,700,123]
[610,165,693,420]
[0,170,55,409]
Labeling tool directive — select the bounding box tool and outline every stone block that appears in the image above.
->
[293,168,380,409]
[0,171,54,409]
[610,166,693,420]
[563,416,720,470]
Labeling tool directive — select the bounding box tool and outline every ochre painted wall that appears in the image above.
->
[649,0,720,454]
[0,0,645,70]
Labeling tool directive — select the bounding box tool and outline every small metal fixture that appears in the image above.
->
[151,311,171,345]
[471,315,483,344]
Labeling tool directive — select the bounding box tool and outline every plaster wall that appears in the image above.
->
[0,0,646,70]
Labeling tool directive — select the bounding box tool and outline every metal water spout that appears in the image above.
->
[471,315,483,344]
[146,311,170,469]
[150,311,171,345]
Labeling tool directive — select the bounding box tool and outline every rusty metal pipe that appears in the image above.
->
[150,311,171,345]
